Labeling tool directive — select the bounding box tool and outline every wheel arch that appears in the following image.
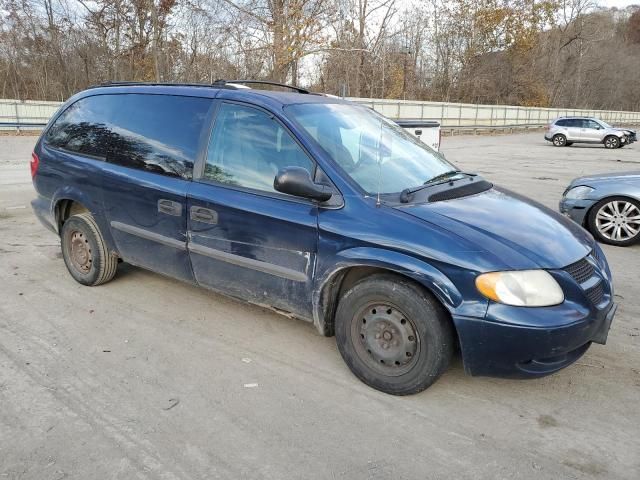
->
[603,134,621,146]
[312,248,463,337]
[54,198,90,232]
[50,187,117,252]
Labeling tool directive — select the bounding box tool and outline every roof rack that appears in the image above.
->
[92,81,222,89]
[90,80,311,94]
[214,79,310,94]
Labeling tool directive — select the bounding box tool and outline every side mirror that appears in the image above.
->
[274,167,333,202]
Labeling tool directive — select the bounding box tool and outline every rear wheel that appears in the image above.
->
[335,274,454,395]
[61,212,118,285]
[604,136,620,149]
[552,134,567,147]
[588,197,640,246]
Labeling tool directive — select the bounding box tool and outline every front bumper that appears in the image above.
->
[453,301,616,378]
[559,197,596,226]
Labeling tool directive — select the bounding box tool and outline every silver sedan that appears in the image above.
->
[560,171,640,246]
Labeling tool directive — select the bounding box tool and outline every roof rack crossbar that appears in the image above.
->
[215,79,310,94]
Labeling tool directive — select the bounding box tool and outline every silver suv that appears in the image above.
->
[545,117,636,149]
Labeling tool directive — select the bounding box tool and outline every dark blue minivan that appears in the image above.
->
[31,81,616,395]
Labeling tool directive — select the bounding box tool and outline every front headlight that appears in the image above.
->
[475,270,564,307]
[564,185,594,200]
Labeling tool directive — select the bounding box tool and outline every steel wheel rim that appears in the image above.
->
[605,137,618,148]
[596,200,640,241]
[350,302,420,377]
[68,230,93,274]
[553,136,564,146]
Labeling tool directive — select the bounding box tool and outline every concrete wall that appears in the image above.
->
[2,97,639,129]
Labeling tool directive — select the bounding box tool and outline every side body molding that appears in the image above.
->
[110,221,187,250]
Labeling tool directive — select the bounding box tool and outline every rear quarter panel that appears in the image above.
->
[33,142,117,251]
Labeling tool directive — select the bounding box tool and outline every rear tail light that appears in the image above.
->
[30,152,39,178]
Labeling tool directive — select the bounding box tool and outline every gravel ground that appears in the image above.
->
[0,132,638,480]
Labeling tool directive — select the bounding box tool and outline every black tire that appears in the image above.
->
[552,134,567,147]
[587,197,640,247]
[60,212,118,285]
[604,136,620,149]
[565,142,573,146]
[335,273,455,395]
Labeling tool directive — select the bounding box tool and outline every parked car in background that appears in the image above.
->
[31,81,616,395]
[394,119,441,151]
[545,117,636,149]
[560,171,640,246]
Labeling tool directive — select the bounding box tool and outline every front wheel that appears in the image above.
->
[587,197,640,246]
[61,212,119,285]
[604,136,620,149]
[335,274,455,395]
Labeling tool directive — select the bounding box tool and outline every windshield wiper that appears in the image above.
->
[399,171,475,203]
[399,170,458,202]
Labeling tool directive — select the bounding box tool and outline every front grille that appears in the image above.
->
[563,257,594,285]
[562,253,608,307]
[592,248,604,267]
[585,282,605,306]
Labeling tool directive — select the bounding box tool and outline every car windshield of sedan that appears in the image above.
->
[285,103,455,194]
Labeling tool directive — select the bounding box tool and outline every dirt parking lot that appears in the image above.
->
[1,133,639,479]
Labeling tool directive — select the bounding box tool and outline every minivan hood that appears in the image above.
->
[396,187,593,270]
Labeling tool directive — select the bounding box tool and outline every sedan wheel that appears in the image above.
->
[589,198,640,246]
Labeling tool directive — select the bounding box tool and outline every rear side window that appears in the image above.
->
[203,103,314,193]
[46,93,213,179]
[45,95,114,159]
[555,119,569,127]
[106,94,213,179]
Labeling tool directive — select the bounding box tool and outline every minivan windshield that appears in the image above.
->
[285,103,455,194]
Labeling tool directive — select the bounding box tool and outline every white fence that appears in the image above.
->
[350,98,640,127]
[0,99,62,128]
[2,96,640,130]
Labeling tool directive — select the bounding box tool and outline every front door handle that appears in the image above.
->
[158,199,182,216]
[190,206,218,224]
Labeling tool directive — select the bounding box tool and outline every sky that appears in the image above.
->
[602,0,638,6]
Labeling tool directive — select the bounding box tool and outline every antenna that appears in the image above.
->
[376,158,382,207]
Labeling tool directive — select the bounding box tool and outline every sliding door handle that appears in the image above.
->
[158,199,182,216]
[190,206,218,224]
